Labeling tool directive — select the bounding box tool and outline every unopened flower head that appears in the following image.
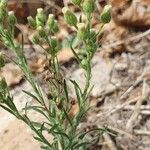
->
[82,0,95,15]
[62,7,77,27]
[100,5,111,24]
[47,14,54,27]
[36,8,46,27]
[27,16,36,29]
[8,11,17,26]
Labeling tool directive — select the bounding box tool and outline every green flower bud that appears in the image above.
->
[8,11,17,26]
[71,0,82,6]
[47,14,59,33]
[37,26,46,38]
[47,14,54,28]
[36,8,46,27]
[31,34,40,44]
[62,7,77,27]
[100,5,111,24]
[0,52,5,69]
[27,16,36,29]
[82,0,95,15]
[77,23,88,40]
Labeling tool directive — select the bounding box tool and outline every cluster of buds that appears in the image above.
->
[62,1,111,71]
[28,8,59,33]
[28,8,59,56]
[62,2,111,28]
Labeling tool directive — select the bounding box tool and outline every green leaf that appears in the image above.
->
[23,90,41,104]
[73,141,90,149]
[23,106,49,121]
[40,145,52,150]
[0,104,16,116]
[34,136,44,143]
[70,80,82,107]
[48,124,59,133]
[63,107,73,127]
[70,44,80,63]
[53,131,70,141]
[63,79,69,103]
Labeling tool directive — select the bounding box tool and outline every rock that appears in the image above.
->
[111,0,150,28]
[0,63,23,86]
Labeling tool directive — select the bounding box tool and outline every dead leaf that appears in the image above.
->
[111,0,150,28]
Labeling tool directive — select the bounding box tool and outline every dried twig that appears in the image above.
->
[124,105,150,110]
[134,130,150,135]
[126,78,150,132]
[103,132,118,150]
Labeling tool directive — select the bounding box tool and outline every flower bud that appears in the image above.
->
[8,11,17,26]
[100,5,111,24]
[37,26,46,38]
[82,0,95,15]
[47,14,59,33]
[71,0,82,6]
[27,16,36,29]
[62,7,77,27]
[0,52,5,69]
[36,8,46,27]
[31,34,40,44]
[47,14,54,28]
[77,23,88,40]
